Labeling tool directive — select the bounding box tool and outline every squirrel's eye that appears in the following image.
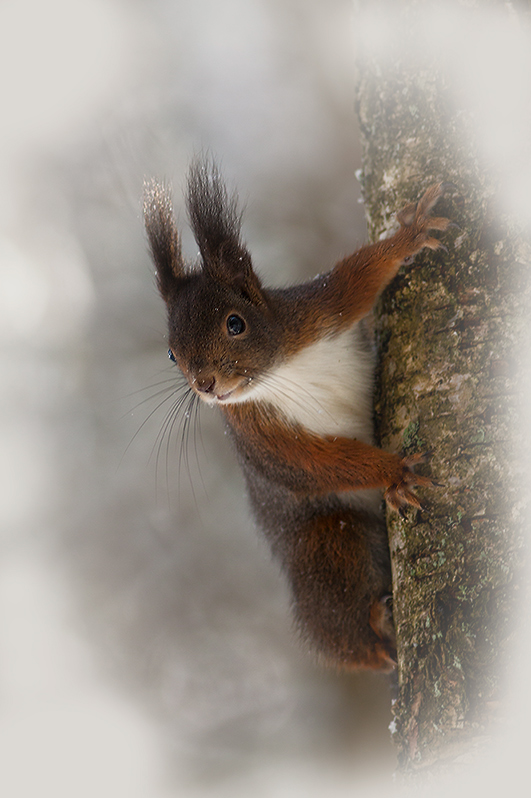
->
[168,348,176,362]
[226,314,246,336]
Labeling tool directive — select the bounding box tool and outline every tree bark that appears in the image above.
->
[354,0,530,781]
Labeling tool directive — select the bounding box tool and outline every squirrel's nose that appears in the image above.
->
[196,376,216,394]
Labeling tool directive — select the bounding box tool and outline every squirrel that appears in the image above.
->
[143,159,452,671]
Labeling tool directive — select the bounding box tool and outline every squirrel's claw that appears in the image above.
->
[397,181,458,257]
[384,452,441,515]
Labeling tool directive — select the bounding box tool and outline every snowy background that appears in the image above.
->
[1,1,530,796]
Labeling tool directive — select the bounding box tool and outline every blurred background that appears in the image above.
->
[1,1,530,796]
[0,1,395,796]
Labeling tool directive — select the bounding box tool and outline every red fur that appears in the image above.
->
[223,402,405,494]
[144,167,452,670]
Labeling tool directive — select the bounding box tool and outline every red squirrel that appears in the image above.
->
[143,160,451,670]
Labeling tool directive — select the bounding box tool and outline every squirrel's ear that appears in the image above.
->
[186,158,264,304]
[143,179,185,300]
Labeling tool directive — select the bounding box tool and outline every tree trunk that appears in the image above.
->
[354,0,529,782]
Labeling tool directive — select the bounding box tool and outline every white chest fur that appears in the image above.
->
[248,325,375,442]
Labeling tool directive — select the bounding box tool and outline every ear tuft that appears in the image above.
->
[186,157,264,303]
[186,158,243,263]
[143,179,185,299]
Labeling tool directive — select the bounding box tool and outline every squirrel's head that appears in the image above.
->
[143,160,279,405]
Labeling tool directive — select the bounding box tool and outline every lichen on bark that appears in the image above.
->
[354,1,529,779]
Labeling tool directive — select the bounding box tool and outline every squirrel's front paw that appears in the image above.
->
[397,182,455,258]
[384,452,442,517]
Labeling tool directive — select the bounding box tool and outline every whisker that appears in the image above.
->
[191,390,207,491]
[122,372,179,401]
[256,372,338,428]
[119,382,184,468]
[145,379,205,512]
[151,390,189,500]
[153,387,192,476]
[123,380,188,419]
[177,390,202,506]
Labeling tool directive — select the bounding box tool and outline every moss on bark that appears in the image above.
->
[355,2,529,778]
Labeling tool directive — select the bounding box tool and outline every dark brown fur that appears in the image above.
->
[143,160,450,670]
